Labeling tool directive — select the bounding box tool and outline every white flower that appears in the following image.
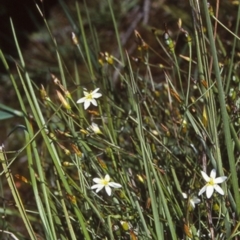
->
[91,174,122,196]
[76,88,102,110]
[189,196,201,209]
[198,169,227,198]
[182,193,201,209]
[88,122,103,134]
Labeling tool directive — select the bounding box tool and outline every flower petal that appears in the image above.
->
[84,100,91,109]
[105,185,112,196]
[92,88,100,94]
[90,184,99,189]
[108,182,122,188]
[105,174,110,182]
[83,91,89,96]
[95,186,104,193]
[91,123,102,134]
[182,193,188,199]
[189,200,195,208]
[206,185,214,198]
[91,99,97,106]
[189,196,201,209]
[192,196,201,205]
[214,185,224,195]
[201,171,210,182]
[76,97,85,103]
[210,169,216,179]
[198,185,207,196]
[214,176,227,184]
[93,93,102,99]
[92,178,101,183]
[91,184,104,193]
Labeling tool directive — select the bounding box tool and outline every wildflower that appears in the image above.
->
[198,169,227,198]
[182,193,200,209]
[76,88,102,110]
[88,122,103,134]
[91,174,122,196]
[189,196,201,208]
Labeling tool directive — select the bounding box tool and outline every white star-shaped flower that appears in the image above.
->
[91,174,122,196]
[198,169,227,198]
[76,88,102,110]
[182,193,201,209]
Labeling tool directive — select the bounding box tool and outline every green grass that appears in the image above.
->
[0,0,240,239]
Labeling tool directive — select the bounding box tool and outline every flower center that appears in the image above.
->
[101,179,109,186]
[207,178,214,186]
[86,93,93,100]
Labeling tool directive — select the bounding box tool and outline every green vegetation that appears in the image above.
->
[0,0,240,239]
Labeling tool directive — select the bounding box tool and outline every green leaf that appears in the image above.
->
[0,103,24,120]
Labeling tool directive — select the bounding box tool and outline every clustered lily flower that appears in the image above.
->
[76,88,102,110]
[91,174,122,196]
[198,169,227,199]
